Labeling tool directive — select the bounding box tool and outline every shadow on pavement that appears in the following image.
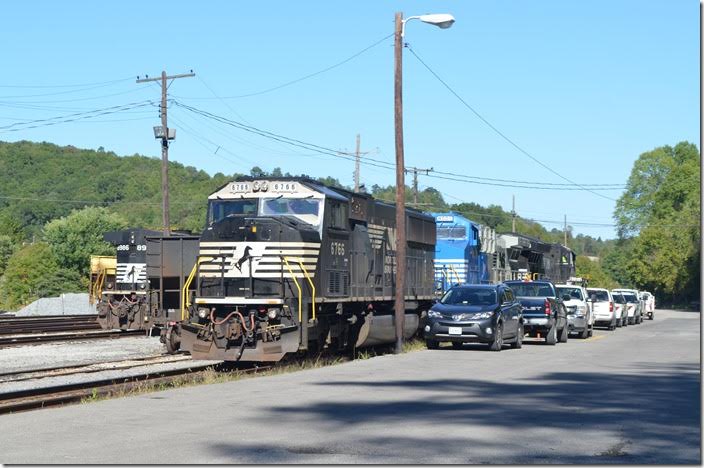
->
[207,361,700,463]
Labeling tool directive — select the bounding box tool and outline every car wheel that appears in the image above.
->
[451,342,463,350]
[545,324,557,345]
[588,325,594,337]
[649,313,654,320]
[511,323,524,349]
[488,322,503,351]
[580,324,589,339]
[425,339,439,350]
[559,323,569,343]
[616,317,622,328]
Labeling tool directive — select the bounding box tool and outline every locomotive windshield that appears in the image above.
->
[437,226,467,239]
[259,197,321,226]
[208,199,258,225]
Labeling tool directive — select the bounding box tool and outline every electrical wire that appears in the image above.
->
[174,33,394,100]
[0,100,156,132]
[0,76,133,89]
[173,101,626,192]
[406,44,618,202]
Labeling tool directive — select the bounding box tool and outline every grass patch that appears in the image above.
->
[78,337,428,405]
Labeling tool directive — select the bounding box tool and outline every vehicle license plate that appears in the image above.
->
[448,327,462,335]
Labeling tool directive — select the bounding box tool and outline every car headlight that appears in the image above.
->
[427,310,442,319]
[472,311,494,319]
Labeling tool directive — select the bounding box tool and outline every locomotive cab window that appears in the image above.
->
[259,197,322,227]
[328,201,348,229]
[437,226,467,239]
[208,200,258,225]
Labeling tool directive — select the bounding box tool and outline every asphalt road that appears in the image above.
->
[0,309,699,464]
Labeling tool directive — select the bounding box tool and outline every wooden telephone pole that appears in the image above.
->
[405,166,433,205]
[136,70,195,234]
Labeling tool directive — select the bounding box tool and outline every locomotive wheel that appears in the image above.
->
[165,326,181,354]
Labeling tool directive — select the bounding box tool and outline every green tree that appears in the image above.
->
[0,235,18,276]
[575,255,617,289]
[43,206,127,277]
[0,243,81,310]
[613,141,700,302]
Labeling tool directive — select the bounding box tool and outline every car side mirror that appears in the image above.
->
[562,294,571,302]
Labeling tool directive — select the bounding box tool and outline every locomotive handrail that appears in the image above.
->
[282,257,303,323]
[181,256,214,321]
[448,265,461,285]
[296,258,316,322]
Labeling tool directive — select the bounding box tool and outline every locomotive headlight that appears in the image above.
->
[261,182,269,192]
[267,308,280,319]
[106,282,113,290]
[139,283,146,290]
[197,307,209,319]
[253,181,261,191]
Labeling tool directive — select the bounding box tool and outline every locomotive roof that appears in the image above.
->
[211,176,431,217]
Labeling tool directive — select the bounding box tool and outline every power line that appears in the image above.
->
[0,100,156,133]
[174,101,627,192]
[174,33,394,100]
[406,44,617,202]
[0,77,133,89]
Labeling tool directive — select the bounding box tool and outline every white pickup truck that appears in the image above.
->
[556,282,593,338]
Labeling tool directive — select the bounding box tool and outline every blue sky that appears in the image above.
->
[0,0,699,239]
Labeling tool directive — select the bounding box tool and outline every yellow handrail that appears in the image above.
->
[449,265,461,284]
[282,257,303,323]
[181,256,213,321]
[296,259,316,322]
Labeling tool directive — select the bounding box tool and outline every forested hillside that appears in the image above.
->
[0,140,697,310]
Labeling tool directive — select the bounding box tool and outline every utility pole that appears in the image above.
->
[405,166,432,205]
[136,70,195,234]
[394,12,406,355]
[511,195,517,232]
[564,214,568,247]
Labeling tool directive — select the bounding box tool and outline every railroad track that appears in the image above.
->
[0,358,269,414]
[0,329,145,348]
[0,314,100,335]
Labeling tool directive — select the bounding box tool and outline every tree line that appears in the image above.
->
[0,140,697,310]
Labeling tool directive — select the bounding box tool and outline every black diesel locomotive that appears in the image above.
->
[93,228,199,338]
[177,178,436,362]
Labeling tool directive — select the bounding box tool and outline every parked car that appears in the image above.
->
[622,292,643,324]
[587,288,618,330]
[610,292,628,327]
[504,280,568,345]
[424,284,524,351]
[556,283,593,338]
[613,288,644,325]
[640,291,655,320]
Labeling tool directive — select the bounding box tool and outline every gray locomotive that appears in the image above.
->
[175,178,437,362]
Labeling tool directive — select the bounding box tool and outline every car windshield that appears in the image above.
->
[557,287,583,300]
[623,294,638,302]
[509,283,555,297]
[441,287,497,306]
[208,199,258,225]
[587,290,610,301]
[259,197,322,226]
[612,293,626,304]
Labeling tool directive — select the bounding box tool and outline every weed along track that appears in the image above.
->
[0,360,271,414]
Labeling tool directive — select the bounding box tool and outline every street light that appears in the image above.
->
[393,12,454,354]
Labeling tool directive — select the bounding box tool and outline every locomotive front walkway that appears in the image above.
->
[0,309,699,464]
